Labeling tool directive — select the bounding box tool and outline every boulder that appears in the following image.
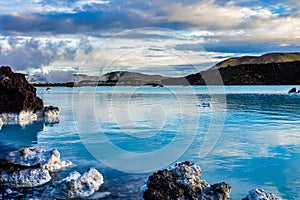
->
[0,66,43,114]
[243,189,282,200]
[44,106,60,124]
[0,158,51,188]
[51,168,104,199]
[288,87,297,94]
[6,147,72,172]
[0,168,51,188]
[143,161,231,200]
[44,106,59,118]
[0,66,60,126]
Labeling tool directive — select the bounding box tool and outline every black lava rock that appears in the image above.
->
[0,66,43,113]
[143,161,231,200]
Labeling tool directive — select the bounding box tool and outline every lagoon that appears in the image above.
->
[0,85,299,199]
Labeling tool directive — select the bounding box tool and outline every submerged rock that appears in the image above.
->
[89,191,112,199]
[243,189,282,200]
[6,147,72,172]
[288,87,297,94]
[143,161,231,200]
[0,158,51,188]
[51,168,104,199]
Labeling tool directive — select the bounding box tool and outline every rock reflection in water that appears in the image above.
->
[0,119,59,157]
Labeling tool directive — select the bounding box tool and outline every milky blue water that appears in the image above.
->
[0,86,299,199]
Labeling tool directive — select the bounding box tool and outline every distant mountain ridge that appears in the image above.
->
[32,52,300,86]
[213,52,300,69]
[186,61,300,85]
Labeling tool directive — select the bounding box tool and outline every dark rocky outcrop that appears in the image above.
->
[0,66,60,126]
[288,87,297,93]
[143,161,231,200]
[186,61,300,85]
[0,66,43,113]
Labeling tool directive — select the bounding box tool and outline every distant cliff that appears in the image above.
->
[185,52,300,85]
[185,61,300,85]
[213,52,300,69]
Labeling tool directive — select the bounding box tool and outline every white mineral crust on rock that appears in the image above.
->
[0,167,51,188]
[6,147,72,172]
[51,168,104,199]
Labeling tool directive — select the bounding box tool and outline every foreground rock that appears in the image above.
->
[0,148,72,189]
[0,66,59,126]
[0,158,51,188]
[143,161,231,200]
[6,147,72,172]
[243,189,282,200]
[51,168,104,199]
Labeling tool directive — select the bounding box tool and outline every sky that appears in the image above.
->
[0,0,300,80]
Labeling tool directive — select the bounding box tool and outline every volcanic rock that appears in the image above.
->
[51,168,104,199]
[6,147,72,172]
[0,158,51,188]
[43,106,59,118]
[143,161,231,200]
[0,66,43,114]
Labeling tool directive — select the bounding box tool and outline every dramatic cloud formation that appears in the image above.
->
[0,0,299,80]
[28,70,75,83]
[0,36,93,71]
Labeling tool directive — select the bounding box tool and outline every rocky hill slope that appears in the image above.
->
[213,52,300,69]
[186,61,300,85]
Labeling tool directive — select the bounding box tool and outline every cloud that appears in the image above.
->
[286,0,300,6]
[0,0,299,76]
[164,0,300,45]
[28,70,75,83]
[0,36,93,71]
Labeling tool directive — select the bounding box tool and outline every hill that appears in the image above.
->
[213,52,300,69]
[186,61,300,85]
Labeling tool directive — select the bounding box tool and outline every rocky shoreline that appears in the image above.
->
[0,147,104,199]
[0,153,282,200]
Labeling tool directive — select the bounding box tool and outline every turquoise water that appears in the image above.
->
[0,86,299,199]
